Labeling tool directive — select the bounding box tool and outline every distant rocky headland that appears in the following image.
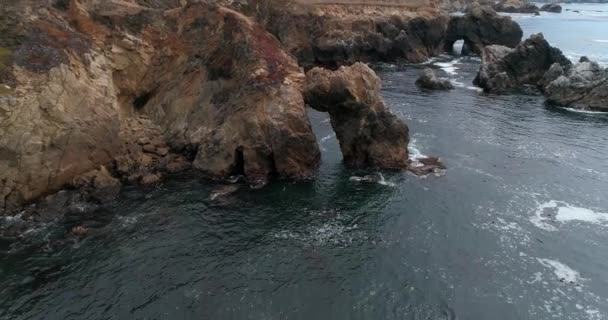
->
[0,0,606,227]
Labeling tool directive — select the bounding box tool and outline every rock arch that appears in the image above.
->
[303,63,410,169]
[444,5,523,55]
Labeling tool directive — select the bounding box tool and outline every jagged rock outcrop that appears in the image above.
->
[245,2,524,67]
[304,63,409,169]
[415,68,454,90]
[540,3,562,13]
[0,0,321,210]
[473,33,571,93]
[251,5,450,67]
[544,58,608,111]
[444,5,523,55]
[494,0,540,14]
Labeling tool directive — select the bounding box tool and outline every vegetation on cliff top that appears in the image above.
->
[0,47,14,95]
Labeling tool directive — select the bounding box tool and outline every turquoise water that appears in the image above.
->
[1,4,608,320]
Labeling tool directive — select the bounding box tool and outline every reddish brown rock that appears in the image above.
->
[304,63,409,169]
[0,0,320,210]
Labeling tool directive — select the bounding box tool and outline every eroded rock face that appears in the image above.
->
[257,9,450,67]
[540,3,562,13]
[250,3,523,66]
[544,58,608,111]
[473,33,571,93]
[415,68,454,90]
[493,0,540,14]
[0,0,320,210]
[304,63,409,169]
[445,5,523,55]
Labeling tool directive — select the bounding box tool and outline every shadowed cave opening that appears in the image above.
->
[132,90,155,110]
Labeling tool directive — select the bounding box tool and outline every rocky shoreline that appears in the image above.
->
[474,33,608,111]
[1,0,606,244]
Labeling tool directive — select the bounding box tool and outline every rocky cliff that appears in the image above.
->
[0,0,527,212]
[0,0,323,210]
[244,1,522,67]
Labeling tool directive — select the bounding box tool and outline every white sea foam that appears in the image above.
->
[320,133,336,143]
[537,258,585,284]
[435,59,461,75]
[451,79,465,87]
[592,39,608,43]
[273,213,360,246]
[451,80,484,92]
[349,173,395,187]
[531,200,608,231]
[562,107,608,114]
[408,138,427,163]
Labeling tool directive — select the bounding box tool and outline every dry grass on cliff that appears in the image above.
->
[0,48,10,69]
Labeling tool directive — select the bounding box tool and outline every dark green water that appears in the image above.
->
[2,5,608,320]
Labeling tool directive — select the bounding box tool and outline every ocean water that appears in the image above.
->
[2,4,608,320]
[516,3,608,65]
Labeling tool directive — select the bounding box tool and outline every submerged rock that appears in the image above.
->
[408,157,446,176]
[416,68,454,90]
[304,63,410,170]
[544,59,608,111]
[473,33,571,93]
[209,185,241,201]
[540,3,563,13]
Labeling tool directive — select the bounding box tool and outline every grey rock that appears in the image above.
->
[545,60,608,111]
[473,33,572,93]
[415,68,454,90]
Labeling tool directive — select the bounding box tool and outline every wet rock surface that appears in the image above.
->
[473,33,571,93]
[304,63,410,169]
[416,68,454,90]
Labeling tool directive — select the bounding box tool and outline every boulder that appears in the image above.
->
[540,3,562,13]
[304,63,410,170]
[415,68,454,90]
[473,33,572,93]
[445,5,523,55]
[544,59,608,111]
[494,0,541,14]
